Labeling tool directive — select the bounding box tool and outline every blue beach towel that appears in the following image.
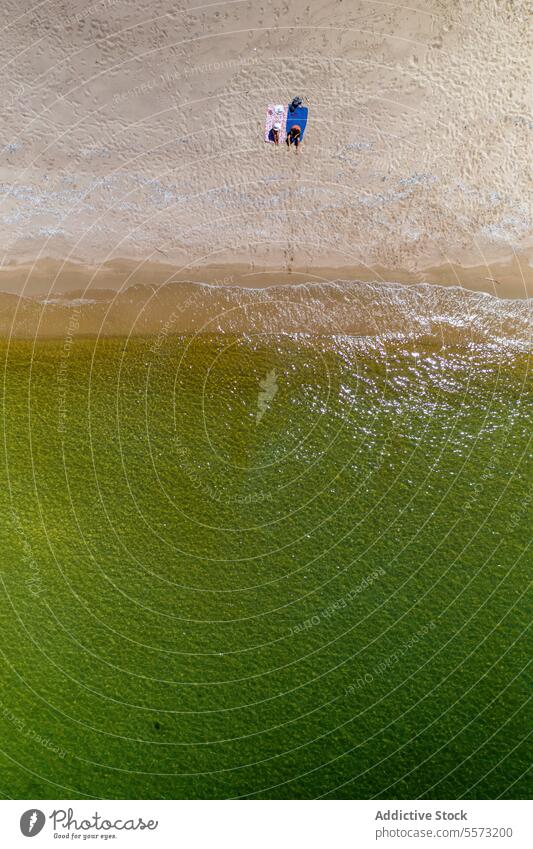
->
[286,105,308,140]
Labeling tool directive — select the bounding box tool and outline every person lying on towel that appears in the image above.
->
[272,122,282,144]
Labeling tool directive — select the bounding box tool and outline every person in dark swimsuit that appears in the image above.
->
[286,124,301,152]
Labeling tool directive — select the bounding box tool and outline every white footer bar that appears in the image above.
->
[2,799,530,848]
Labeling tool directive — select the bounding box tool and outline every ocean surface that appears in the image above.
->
[0,281,531,798]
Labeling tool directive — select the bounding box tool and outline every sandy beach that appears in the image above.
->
[0,0,531,312]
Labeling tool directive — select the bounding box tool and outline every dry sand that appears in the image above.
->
[0,0,531,305]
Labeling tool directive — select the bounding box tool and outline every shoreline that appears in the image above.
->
[0,264,529,344]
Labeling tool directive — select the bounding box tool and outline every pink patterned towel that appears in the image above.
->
[265,103,287,143]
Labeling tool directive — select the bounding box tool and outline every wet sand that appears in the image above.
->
[0,259,529,342]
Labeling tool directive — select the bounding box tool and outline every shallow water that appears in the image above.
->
[2,279,531,346]
[0,315,531,797]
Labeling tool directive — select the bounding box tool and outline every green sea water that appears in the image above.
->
[0,327,531,799]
